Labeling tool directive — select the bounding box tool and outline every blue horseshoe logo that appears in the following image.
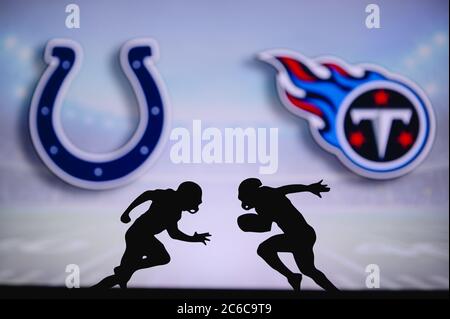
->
[29,38,170,189]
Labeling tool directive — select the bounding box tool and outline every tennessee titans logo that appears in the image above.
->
[29,39,170,189]
[260,50,435,179]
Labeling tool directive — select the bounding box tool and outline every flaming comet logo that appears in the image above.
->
[260,50,435,179]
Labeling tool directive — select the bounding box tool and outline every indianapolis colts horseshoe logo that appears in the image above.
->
[29,38,170,189]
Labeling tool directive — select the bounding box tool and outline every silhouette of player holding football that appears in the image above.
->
[93,181,211,289]
[237,178,338,292]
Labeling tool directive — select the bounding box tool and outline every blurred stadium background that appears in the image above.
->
[0,0,448,290]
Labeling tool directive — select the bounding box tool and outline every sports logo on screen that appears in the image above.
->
[260,50,435,179]
[29,39,170,189]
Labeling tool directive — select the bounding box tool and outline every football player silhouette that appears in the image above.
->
[237,178,338,291]
[93,181,211,288]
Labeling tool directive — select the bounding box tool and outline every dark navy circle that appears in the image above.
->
[343,88,419,162]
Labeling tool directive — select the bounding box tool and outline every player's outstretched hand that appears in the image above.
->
[120,213,131,224]
[193,232,211,245]
[308,179,330,198]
